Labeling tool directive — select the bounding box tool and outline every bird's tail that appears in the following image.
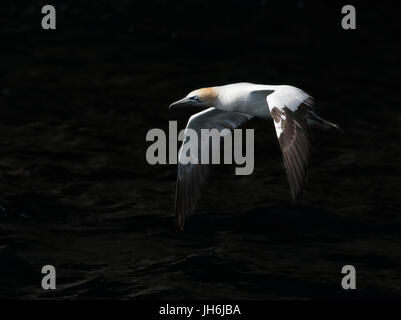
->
[309,112,342,132]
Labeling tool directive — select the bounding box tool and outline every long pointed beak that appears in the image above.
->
[169,97,191,109]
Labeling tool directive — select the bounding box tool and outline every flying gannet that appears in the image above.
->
[169,82,340,230]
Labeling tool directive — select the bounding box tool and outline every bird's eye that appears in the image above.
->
[190,95,199,101]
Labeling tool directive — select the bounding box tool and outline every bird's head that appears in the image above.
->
[169,87,218,109]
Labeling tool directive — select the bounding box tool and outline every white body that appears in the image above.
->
[215,82,311,119]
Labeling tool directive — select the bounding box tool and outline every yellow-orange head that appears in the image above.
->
[169,87,218,109]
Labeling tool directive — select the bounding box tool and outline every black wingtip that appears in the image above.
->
[329,122,343,133]
[175,213,186,231]
[336,125,345,134]
[291,191,303,204]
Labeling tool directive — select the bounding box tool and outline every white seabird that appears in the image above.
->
[169,82,340,230]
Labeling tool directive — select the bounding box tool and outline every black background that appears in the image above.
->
[0,0,400,299]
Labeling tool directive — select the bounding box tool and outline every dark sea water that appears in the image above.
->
[0,1,400,299]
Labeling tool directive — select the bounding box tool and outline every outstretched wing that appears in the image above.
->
[266,86,315,202]
[175,107,253,230]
